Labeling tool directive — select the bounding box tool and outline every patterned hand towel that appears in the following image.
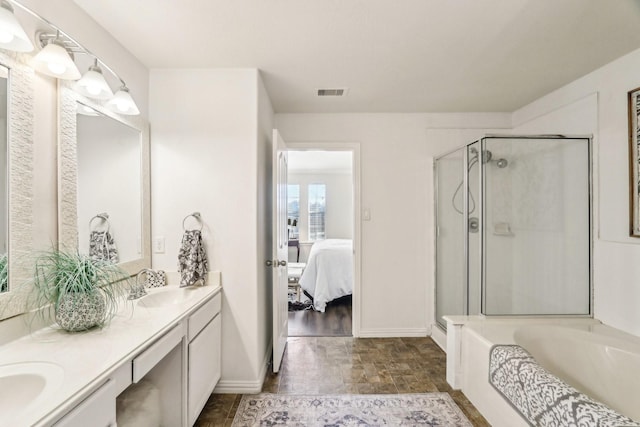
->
[178,229,208,287]
[89,230,119,264]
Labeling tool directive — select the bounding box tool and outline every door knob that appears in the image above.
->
[278,260,287,267]
[265,260,274,267]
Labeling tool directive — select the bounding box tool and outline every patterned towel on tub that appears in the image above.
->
[489,345,640,427]
[178,229,208,287]
[89,230,119,264]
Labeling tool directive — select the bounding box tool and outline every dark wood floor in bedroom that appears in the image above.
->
[288,295,352,336]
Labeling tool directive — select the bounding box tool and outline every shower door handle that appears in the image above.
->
[266,259,287,267]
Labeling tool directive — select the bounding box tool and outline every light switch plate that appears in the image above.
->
[153,236,165,253]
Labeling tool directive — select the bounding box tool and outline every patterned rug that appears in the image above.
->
[231,393,472,426]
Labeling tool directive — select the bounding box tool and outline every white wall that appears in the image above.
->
[288,171,353,242]
[511,47,640,336]
[275,114,511,336]
[150,68,272,392]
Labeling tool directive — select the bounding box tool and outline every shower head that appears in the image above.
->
[483,150,492,163]
[469,148,493,164]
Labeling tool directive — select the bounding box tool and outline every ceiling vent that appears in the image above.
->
[317,88,348,97]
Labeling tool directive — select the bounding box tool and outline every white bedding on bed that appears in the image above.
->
[299,239,353,312]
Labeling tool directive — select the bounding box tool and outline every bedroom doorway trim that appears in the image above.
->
[286,142,362,337]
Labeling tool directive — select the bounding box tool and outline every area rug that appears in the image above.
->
[231,393,472,426]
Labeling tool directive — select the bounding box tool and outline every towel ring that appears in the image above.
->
[182,212,203,231]
[89,212,110,233]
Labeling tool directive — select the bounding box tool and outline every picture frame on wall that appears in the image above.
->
[628,87,640,237]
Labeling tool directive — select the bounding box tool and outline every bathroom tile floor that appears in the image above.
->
[195,336,489,427]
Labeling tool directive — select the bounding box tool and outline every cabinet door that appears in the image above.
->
[188,314,221,425]
[54,379,116,427]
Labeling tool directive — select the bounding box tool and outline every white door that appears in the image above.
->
[272,129,288,373]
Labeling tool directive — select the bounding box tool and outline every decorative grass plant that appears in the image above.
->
[0,253,7,293]
[33,248,131,332]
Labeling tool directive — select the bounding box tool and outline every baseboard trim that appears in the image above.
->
[258,341,273,386]
[213,379,263,394]
[430,324,447,352]
[357,328,429,338]
[214,342,273,394]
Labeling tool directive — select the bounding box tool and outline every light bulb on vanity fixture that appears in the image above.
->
[31,31,81,80]
[106,84,140,115]
[11,1,141,116]
[75,58,113,100]
[0,0,33,52]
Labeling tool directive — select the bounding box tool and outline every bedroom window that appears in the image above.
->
[287,184,300,239]
[308,183,326,241]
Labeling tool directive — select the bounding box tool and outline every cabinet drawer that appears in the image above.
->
[112,361,132,396]
[133,325,183,382]
[188,293,221,341]
[54,379,116,427]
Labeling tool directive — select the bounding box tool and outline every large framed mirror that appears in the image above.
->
[0,65,8,293]
[0,51,35,320]
[59,82,150,276]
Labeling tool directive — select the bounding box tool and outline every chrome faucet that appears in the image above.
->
[128,269,149,300]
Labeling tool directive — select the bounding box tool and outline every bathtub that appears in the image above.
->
[443,316,640,426]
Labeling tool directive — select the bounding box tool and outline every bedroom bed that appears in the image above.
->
[299,238,353,312]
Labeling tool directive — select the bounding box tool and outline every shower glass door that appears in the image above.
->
[435,148,465,328]
[481,136,591,315]
[467,142,481,316]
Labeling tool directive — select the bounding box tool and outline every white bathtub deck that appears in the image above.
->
[441,316,639,426]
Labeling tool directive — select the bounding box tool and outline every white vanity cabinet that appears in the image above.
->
[0,282,223,427]
[187,292,222,425]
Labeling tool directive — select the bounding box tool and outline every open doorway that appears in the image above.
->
[286,149,355,337]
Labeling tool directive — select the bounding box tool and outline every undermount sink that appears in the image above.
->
[0,362,64,423]
[137,287,198,308]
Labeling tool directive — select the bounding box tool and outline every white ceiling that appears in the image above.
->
[73,0,640,113]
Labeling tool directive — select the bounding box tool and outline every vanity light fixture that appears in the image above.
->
[106,84,140,116]
[0,0,32,52]
[31,31,81,80]
[7,1,141,115]
[75,58,113,100]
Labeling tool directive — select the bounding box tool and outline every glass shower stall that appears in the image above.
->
[434,135,592,328]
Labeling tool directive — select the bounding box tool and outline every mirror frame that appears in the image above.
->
[58,81,150,276]
[0,51,35,320]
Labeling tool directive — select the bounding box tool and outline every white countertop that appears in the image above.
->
[0,276,221,427]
